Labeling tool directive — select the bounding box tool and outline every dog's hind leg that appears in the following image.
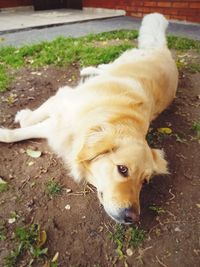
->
[0,119,51,143]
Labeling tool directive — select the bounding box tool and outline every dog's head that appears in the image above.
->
[76,124,168,224]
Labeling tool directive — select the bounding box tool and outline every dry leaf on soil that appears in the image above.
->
[37,230,47,248]
[157,127,172,134]
[26,149,42,158]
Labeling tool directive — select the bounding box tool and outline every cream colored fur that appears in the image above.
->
[0,13,178,224]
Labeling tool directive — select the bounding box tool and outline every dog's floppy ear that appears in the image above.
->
[77,125,116,163]
[143,145,168,182]
[71,125,116,183]
[151,148,168,175]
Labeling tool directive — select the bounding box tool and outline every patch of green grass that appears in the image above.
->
[46,179,62,198]
[15,224,39,247]
[126,226,146,249]
[79,43,133,66]
[9,211,19,222]
[109,224,145,259]
[0,31,136,69]
[80,30,139,42]
[1,30,200,93]
[0,178,9,193]
[176,58,200,73]
[176,58,187,72]
[110,224,125,259]
[192,121,200,138]
[0,31,137,92]
[4,245,21,267]
[0,182,9,192]
[149,205,165,214]
[167,35,200,52]
[0,220,6,241]
[187,62,200,73]
[0,65,12,92]
[4,224,48,267]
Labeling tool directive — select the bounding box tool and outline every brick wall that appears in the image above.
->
[0,0,32,8]
[83,1,200,23]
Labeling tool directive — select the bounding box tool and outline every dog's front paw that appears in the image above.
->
[15,109,32,127]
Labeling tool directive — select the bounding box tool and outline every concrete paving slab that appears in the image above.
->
[0,16,199,48]
[0,8,124,33]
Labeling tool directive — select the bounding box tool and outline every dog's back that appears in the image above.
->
[80,13,178,121]
[104,13,178,120]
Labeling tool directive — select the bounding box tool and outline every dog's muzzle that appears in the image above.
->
[106,205,140,224]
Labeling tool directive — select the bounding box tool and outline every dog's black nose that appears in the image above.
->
[124,207,139,223]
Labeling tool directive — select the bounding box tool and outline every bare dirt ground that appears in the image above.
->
[0,54,200,267]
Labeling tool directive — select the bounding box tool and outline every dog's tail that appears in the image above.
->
[138,13,168,49]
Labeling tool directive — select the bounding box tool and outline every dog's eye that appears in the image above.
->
[117,165,129,177]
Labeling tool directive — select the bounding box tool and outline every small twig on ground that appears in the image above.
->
[184,174,193,180]
[165,210,177,220]
[86,184,96,193]
[156,256,168,267]
[136,246,153,261]
[19,176,31,190]
[67,184,96,196]
[168,188,175,200]
[191,182,200,186]
[103,221,115,234]
[68,191,90,196]
[176,153,186,160]
[148,223,160,235]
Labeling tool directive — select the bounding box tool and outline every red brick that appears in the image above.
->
[187,16,200,23]
[137,7,152,12]
[0,0,32,8]
[143,2,157,7]
[126,11,131,16]
[161,8,179,15]
[157,2,172,8]
[138,6,166,13]
[172,2,189,8]
[154,7,165,13]
[130,1,144,7]
[116,5,125,9]
[83,0,200,23]
[171,15,187,20]
[189,2,200,8]
[126,6,134,12]
[179,8,198,16]
[130,12,143,18]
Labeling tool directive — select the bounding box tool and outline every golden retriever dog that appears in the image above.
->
[0,13,178,224]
